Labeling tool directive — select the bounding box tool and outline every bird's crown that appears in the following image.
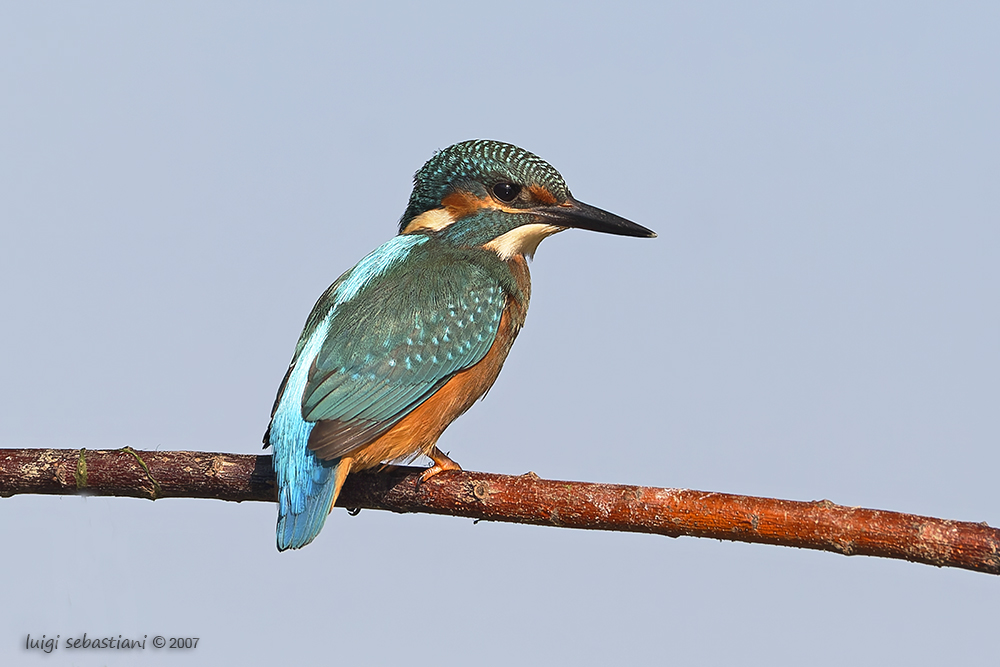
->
[399,140,569,232]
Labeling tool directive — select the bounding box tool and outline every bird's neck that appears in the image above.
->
[502,254,532,330]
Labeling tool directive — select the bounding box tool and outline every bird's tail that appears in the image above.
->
[276,453,353,551]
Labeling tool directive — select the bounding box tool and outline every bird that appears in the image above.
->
[264,139,656,550]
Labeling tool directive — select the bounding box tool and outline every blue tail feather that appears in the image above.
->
[269,312,342,550]
[271,396,344,550]
[276,453,342,550]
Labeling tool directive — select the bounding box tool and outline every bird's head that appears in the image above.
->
[399,140,655,260]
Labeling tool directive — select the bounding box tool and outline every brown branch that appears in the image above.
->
[1,447,997,574]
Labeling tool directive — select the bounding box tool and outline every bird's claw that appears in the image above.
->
[417,447,463,485]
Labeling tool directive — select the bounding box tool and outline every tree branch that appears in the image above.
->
[1,447,996,574]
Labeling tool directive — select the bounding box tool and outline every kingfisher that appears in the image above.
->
[264,139,655,550]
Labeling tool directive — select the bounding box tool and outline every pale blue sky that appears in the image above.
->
[1,3,997,665]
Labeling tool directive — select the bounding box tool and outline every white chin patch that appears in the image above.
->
[485,224,566,261]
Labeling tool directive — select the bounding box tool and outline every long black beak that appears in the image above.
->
[533,197,656,238]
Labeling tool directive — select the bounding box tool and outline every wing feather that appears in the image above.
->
[300,248,507,460]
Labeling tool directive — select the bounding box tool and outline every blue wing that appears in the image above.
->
[266,236,510,549]
[302,245,508,459]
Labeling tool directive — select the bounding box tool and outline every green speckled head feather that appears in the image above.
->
[399,140,570,232]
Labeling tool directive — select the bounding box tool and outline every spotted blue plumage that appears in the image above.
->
[302,242,514,459]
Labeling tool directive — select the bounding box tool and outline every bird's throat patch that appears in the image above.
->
[484,223,565,260]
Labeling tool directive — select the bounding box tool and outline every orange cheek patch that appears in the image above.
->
[528,185,558,205]
[441,190,496,218]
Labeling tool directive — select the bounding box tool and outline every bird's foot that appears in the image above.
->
[418,446,462,484]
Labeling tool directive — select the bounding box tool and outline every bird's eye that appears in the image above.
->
[492,182,521,202]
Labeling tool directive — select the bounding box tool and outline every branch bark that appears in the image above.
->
[1,447,996,575]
